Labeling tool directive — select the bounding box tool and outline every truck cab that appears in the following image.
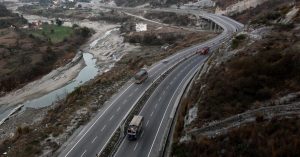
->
[196,46,210,55]
[134,69,148,84]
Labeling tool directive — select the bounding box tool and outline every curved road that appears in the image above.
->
[58,9,243,157]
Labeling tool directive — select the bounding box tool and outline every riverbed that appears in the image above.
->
[0,8,137,125]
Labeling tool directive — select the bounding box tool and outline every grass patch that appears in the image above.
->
[231,34,247,49]
[27,25,74,43]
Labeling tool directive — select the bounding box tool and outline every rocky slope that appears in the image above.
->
[171,1,300,157]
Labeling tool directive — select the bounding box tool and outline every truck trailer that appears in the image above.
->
[127,115,144,140]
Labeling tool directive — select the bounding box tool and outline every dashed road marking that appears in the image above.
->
[80,150,86,157]
[117,107,121,112]
[150,111,154,117]
[141,131,144,137]
[134,142,139,151]
[159,97,162,102]
[91,136,98,144]
[101,125,106,132]
[146,120,149,127]
[109,115,114,121]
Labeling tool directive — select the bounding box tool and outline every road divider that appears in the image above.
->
[100,54,198,157]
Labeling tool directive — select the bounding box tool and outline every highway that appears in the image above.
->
[114,53,205,157]
[58,8,243,157]
[113,12,243,157]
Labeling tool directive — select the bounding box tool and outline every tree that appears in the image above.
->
[72,24,79,28]
[55,18,63,26]
[80,27,91,38]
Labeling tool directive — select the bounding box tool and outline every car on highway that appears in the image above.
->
[196,46,210,55]
[134,69,148,84]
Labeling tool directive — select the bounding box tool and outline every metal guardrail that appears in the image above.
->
[188,103,300,136]
[102,53,198,157]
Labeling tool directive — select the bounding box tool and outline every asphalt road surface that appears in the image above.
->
[58,8,243,157]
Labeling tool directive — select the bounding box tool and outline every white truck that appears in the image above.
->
[127,115,144,140]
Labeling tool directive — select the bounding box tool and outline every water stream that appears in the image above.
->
[0,52,98,123]
[0,8,122,125]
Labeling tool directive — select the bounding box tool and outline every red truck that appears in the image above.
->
[196,47,210,55]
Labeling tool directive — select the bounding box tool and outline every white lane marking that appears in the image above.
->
[97,25,209,156]
[80,150,86,157]
[146,120,149,127]
[129,93,133,97]
[134,88,138,92]
[150,111,154,117]
[158,97,162,102]
[147,64,198,157]
[141,131,144,137]
[91,136,98,144]
[78,128,85,136]
[109,115,114,121]
[64,83,134,157]
[153,71,157,76]
[101,125,106,132]
[98,63,170,155]
[154,103,158,109]
[133,142,139,151]
[117,107,121,112]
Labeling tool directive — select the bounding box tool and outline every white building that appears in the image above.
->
[135,23,147,32]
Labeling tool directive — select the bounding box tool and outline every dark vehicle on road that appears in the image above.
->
[134,69,148,84]
[196,46,210,55]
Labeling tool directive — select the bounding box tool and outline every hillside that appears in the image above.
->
[173,117,300,157]
[0,4,92,94]
[0,4,27,28]
[171,1,300,157]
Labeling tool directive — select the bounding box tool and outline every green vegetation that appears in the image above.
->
[231,34,247,49]
[172,117,300,157]
[196,29,300,125]
[0,5,92,93]
[172,3,300,156]
[0,29,217,156]
[0,4,27,29]
[27,25,74,43]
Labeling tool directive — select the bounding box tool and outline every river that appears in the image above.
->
[0,11,123,125]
